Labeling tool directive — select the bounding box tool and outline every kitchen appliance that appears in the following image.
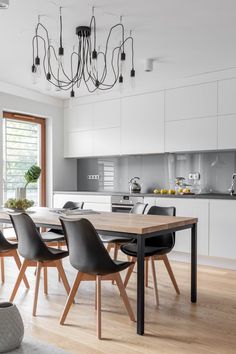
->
[111,195,144,213]
[129,177,142,194]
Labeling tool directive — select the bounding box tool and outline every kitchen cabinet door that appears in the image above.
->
[64,104,93,132]
[93,99,120,129]
[53,193,111,211]
[218,78,236,115]
[165,82,217,121]
[155,198,209,256]
[121,91,164,154]
[92,128,120,156]
[64,130,93,158]
[218,114,236,149]
[165,116,217,152]
[209,200,236,260]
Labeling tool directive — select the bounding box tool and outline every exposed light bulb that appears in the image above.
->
[130,68,136,89]
[31,64,37,85]
[119,74,124,93]
[120,51,126,74]
[45,80,51,91]
[35,56,41,78]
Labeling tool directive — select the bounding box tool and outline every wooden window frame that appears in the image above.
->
[3,111,46,207]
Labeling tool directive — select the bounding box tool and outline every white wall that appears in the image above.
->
[0,91,77,207]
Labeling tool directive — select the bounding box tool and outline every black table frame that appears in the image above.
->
[0,217,197,336]
[99,222,197,335]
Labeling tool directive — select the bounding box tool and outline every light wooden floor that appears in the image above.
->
[0,255,236,354]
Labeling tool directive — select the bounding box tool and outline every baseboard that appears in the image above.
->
[169,251,236,270]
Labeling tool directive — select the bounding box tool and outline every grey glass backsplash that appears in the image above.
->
[77,152,236,194]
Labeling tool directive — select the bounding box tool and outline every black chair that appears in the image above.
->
[0,230,29,288]
[59,217,135,339]
[9,213,71,316]
[121,205,180,306]
[41,201,84,243]
[100,202,148,261]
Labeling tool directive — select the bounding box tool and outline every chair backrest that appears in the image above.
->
[63,201,84,210]
[60,218,117,275]
[10,213,51,260]
[130,202,148,215]
[148,205,176,217]
[147,205,176,248]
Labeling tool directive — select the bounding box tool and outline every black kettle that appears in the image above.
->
[129,177,141,194]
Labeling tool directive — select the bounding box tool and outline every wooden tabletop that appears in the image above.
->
[0,208,198,235]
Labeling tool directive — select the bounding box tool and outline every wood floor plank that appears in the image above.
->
[0,256,236,353]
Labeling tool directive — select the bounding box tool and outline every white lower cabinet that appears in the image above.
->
[144,197,209,256]
[53,193,112,212]
[209,200,236,260]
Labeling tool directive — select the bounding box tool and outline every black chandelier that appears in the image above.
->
[31,7,135,97]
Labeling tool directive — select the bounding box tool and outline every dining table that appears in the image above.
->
[0,207,198,335]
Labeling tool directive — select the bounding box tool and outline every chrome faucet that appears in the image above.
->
[229,173,236,195]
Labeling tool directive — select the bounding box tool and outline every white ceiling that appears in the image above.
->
[1,0,236,99]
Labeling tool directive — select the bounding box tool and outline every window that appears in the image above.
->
[3,112,46,206]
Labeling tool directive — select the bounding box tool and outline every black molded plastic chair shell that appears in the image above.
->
[121,205,176,257]
[10,213,69,262]
[0,230,17,252]
[60,218,132,276]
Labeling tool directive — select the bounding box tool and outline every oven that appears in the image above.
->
[111,195,144,213]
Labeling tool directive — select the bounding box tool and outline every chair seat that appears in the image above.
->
[121,243,172,258]
[41,231,65,242]
[113,260,134,273]
[0,241,17,252]
[99,234,133,244]
[38,247,69,262]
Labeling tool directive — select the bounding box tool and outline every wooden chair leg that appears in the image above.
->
[33,263,42,316]
[123,257,136,288]
[95,282,97,310]
[60,272,83,325]
[57,242,62,282]
[55,260,71,296]
[145,258,149,287]
[151,257,159,307]
[43,267,48,295]
[113,243,119,261]
[96,275,102,339]
[112,244,119,285]
[162,255,180,294]
[106,243,113,253]
[1,257,5,283]
[114,272,135,322]
[13,251,30,289]
[10,259,28,302]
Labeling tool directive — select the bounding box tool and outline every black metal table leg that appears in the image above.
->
[137,235,145,335]
[191,223,197,303]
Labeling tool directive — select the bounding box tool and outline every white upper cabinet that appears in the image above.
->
[92,128,120,156]
[218,114,236,149]
[93,100,120,129]
[218,78,236,115]
[165,82,217,121]
[65,104,93,132]
[165,116,218,152]
[64,130,93,158]
[121,92,164,154]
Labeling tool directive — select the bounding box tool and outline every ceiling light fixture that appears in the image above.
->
[0,0,9,9]
[31,7,135,97]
